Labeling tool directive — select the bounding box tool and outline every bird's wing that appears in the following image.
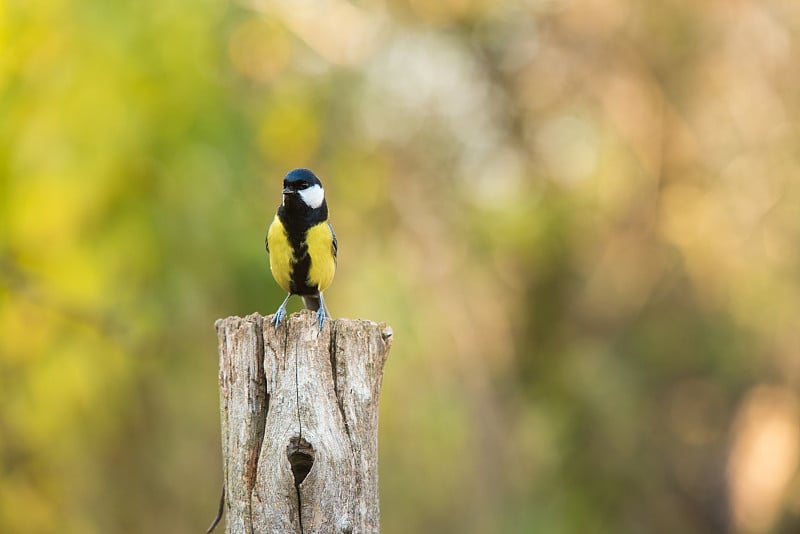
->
[329,222,338,263]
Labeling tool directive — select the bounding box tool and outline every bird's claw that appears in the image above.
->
[272,305,287,327]
[315,307,326,331]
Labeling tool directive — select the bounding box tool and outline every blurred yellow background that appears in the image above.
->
[2,0,800,532]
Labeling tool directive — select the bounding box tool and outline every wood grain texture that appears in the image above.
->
[215,311,392,534]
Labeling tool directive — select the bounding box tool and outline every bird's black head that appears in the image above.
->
[283,168,322,192]
[281,168,326,213]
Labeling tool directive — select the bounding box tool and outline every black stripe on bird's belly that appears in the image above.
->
[278,202,327,296]
[289,248,315,295]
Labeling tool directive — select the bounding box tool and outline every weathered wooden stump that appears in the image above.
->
[213,311,392,534]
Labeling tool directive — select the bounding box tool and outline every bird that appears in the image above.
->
[265,168,337,330]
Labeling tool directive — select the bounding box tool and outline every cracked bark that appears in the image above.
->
[215,311,392,534]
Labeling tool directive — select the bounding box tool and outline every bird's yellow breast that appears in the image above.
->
[306,222,336,292]
[267,215,293,293]
[267,216,336,294]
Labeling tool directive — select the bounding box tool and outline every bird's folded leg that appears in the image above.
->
[272,293,292,327]
[315,292,330,331]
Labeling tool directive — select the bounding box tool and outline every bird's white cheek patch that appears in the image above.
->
[299,184,325,209]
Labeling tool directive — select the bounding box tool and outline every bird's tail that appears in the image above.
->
[302,295,321,311]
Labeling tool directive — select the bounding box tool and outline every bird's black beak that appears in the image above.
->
[282,186,294,195]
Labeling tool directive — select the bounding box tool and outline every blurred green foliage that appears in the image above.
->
[2,0,800,533]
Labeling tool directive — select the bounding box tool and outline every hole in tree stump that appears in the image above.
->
[287,437,315,486]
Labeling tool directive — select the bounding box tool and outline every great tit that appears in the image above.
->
[265,168,337,330]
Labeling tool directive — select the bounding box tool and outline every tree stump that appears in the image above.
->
[214,311,393,534]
